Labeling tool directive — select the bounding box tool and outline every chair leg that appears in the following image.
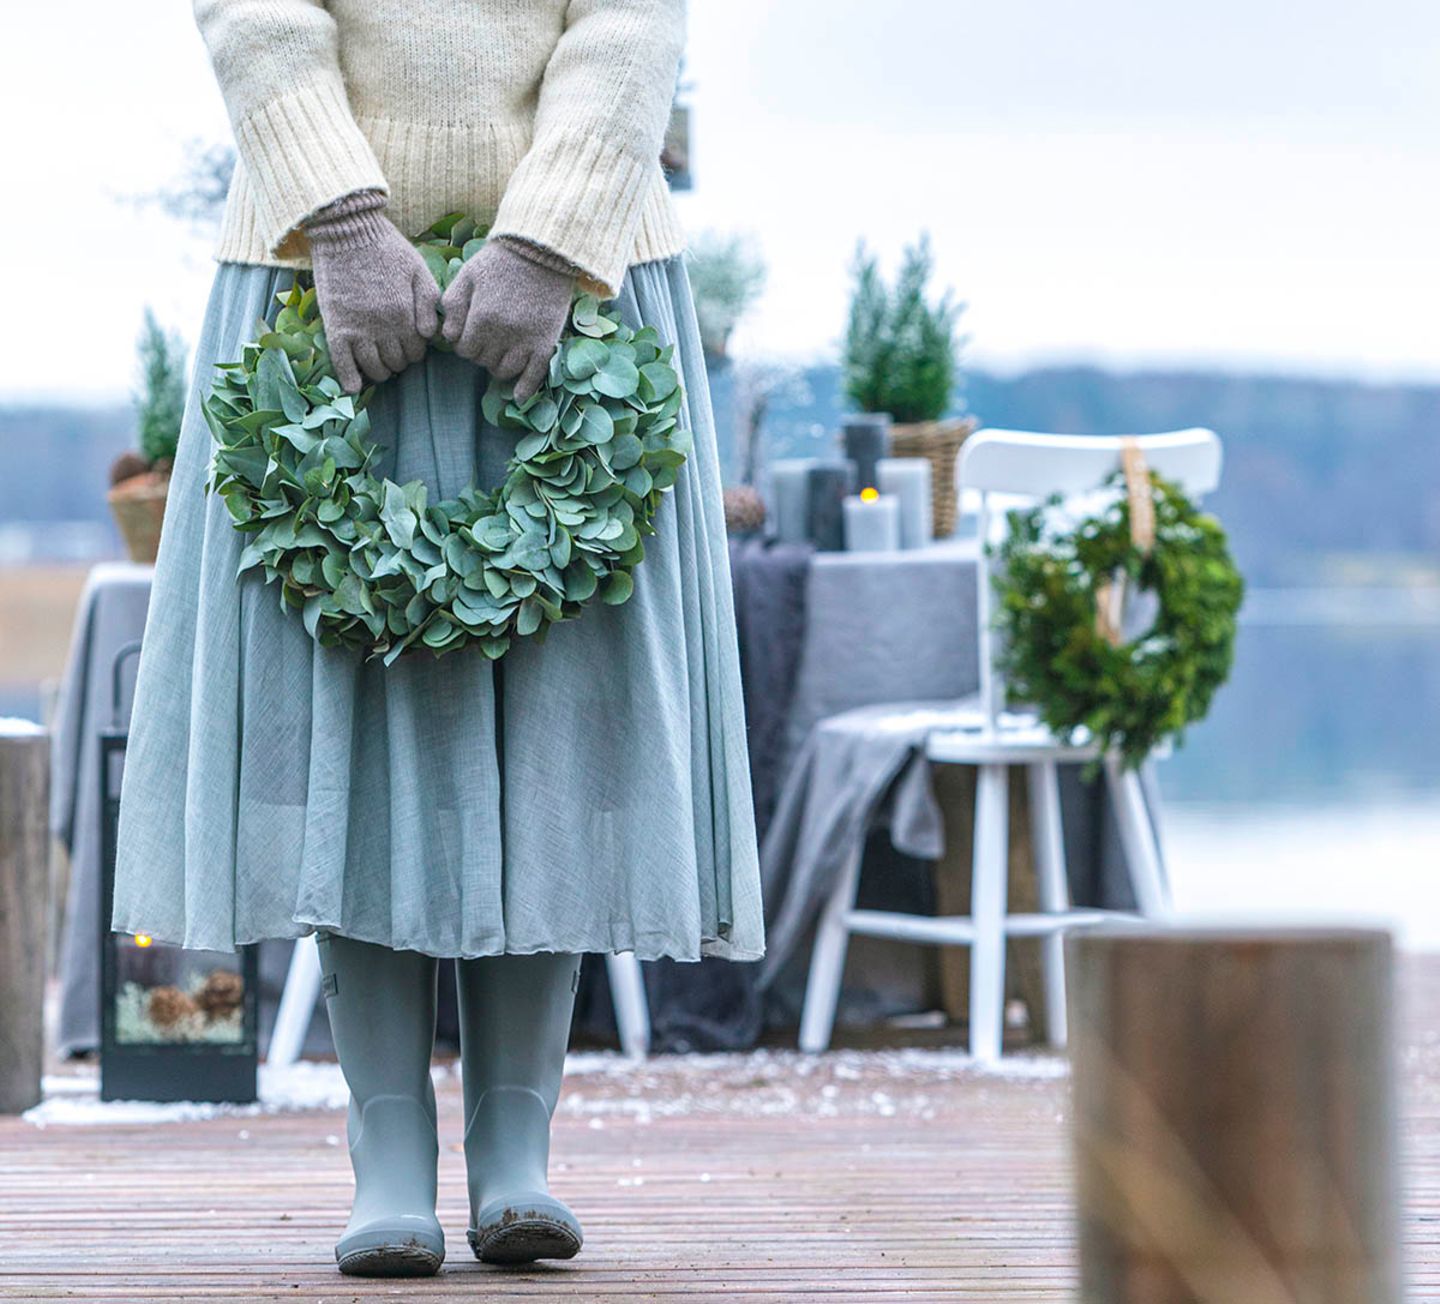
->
[1138,762,1173,900]
[605,952,649,1059]
[969,763,1010,1064]
[799,840,865,1053]
[268,934,322,1067]
[1105,755,1168,917]
[1027,761,1070,1049]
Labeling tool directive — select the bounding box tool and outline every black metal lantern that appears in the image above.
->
[98,642,258,1103]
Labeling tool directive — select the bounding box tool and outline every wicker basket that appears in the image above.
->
[887,416,976,539]
[107,472,170,564]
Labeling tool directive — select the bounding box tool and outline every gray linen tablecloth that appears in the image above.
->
[51,563,153,1057]
[784,540,981,770]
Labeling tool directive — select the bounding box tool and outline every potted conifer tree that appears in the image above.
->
[108,310,186,563]
[843,235,972,537]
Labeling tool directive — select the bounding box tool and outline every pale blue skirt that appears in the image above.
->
[113,256,764,962]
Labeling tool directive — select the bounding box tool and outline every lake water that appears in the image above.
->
[1157,589,1440,949]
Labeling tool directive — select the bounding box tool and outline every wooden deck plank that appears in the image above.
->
[3,957,1440,1300]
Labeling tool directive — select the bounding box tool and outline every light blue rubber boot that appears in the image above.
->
[317,932,445,1277]
[456,951,583,1264]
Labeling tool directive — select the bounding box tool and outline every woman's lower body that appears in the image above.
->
[113,254,763,1273]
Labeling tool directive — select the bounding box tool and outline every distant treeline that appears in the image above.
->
[731,364,1440,587]
[7,364,1440,585]
[2,405,131,555]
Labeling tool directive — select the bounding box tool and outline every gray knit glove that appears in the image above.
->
[440,238,577,402]
[303,190,441,395]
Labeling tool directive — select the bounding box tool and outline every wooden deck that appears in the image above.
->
[5,958,1440,1301]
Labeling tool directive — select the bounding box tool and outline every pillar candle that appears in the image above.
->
[842,490,901,552]
[806,460,856,551]
[842,414,892,493]
[768,458,817,543]
[876,457,933,549]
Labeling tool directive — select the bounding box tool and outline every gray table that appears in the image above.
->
[51,563,152,1057]
[641,538,985,1050]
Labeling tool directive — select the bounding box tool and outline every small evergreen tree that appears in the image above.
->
[135,309,187,465]
[843,234,964,424]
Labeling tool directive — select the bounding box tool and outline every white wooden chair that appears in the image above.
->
[268,940,651,1066]
[798,428,1223,1063]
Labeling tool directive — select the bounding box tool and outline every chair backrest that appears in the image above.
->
[960,428,1222,498]
[959,428,1224,728]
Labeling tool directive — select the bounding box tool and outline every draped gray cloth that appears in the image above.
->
[757,706,1161,994]
[759,702,973,988]
[727,538,813,846]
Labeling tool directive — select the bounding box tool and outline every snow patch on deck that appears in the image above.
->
[25,1047,1066,1127]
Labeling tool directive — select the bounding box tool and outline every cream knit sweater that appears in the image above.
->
[196,0,687,297]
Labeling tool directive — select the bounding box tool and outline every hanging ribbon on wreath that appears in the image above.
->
[1094,438,1156,648]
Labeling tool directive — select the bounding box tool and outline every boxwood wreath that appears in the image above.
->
[992,473,1243,768]
[203,214,688,664]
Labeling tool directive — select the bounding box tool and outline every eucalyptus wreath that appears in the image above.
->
[203,213,688,664]
[992,473,1244,768]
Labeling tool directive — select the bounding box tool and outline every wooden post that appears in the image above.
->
[1067,928,1401,1304]
[0,720,49,1113]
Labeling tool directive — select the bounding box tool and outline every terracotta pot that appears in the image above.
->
[107,471,170,564]
[886,416,977,539]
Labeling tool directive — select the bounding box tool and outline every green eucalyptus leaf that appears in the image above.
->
[593,353,640,399]
[564,337,608,380]
[577,404,614,445]
[602,570,634,605]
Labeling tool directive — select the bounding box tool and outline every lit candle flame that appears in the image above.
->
[133,934,153,948]
[860,486,879,502]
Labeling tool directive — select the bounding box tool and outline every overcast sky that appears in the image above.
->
[2,0,1437,402]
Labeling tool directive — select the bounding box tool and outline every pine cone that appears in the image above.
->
[109,450,151,487]
[147,985,196,1031]
[195,969,245,1021]
[723,485,766,535]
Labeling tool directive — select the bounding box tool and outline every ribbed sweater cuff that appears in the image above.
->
[490,129,653,299]
[303,189,390,249]
[492,235,582,278]
[233,74,390,260]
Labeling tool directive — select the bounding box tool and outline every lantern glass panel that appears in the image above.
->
[112,938,248,1046]
[100,720,259,1104]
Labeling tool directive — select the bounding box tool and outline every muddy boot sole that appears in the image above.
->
[337,1228,445,1277]
[468,1196,583,1265]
